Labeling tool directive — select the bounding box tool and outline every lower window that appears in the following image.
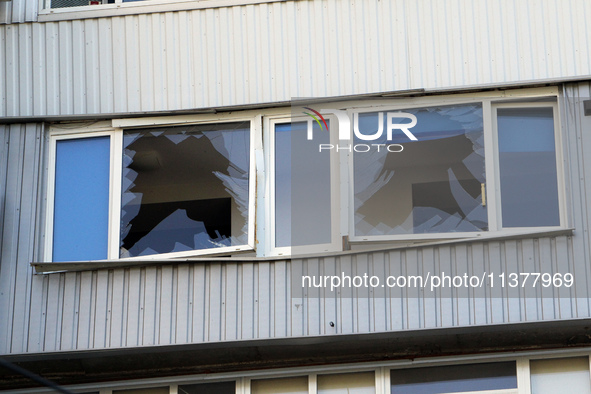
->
[390,362,517,393]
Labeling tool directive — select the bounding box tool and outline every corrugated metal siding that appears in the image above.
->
[293,237,583,334]
[1,0,591,116]
[0,0,37,24]
[1,83,591,355]
[562,81,591,318]
[2,236,589,354]
[0,123,44,355]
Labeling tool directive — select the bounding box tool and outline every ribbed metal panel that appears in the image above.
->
[0,82,590,354]
[293,237,582,335]
[1,94,591,353]
[19,260,296,352]
[0,123,44,355]
[0,0,37,24]
[2,236,589,354]
[1,0,591,356]
[1,0,591,116]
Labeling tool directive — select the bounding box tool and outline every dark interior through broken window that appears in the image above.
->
[354,104,487,236]
[121,122,250,257]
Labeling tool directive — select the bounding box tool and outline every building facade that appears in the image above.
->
[2,0,591,392]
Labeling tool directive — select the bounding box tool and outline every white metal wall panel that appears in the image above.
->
[1,0,591,117]
[0,0,37,25]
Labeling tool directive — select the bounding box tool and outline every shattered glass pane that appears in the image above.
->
[353,104,486,236]
[120,122,250,257]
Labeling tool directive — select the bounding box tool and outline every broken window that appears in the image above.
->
[353,104,486,237]
[120,122,250,258]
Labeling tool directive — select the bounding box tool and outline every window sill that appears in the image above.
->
[343,227,575,255]
[38,0,293,22]
[31,228,574,274]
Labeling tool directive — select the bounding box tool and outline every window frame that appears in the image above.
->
[45,115,258,262]
[37,0,293,22]
[263,115,341,257]
[490,101,566,232]
[44,88,569,261]
[346,96,567,244]
[45,128,120,263]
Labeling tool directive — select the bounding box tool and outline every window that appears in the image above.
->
[530,357,591,394]
[46,0,110,8]
[44,0,147,10]
[390,362,517,393]
[46,91,566,261]
[51,135,111,262]
[120,123,251,258]
[353,104,487,237]
[178,381,236,394]
[38,353,591,393]
[496,106,560,227]
[39,0,263,18]
[251,376,308,393]
[46,119,255,262]
[317,372,375,394]
[267,117,340,256]
[113,388,169,394]
[349,99,564,242]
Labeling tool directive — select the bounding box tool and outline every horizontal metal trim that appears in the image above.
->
[2,79,591,125]
[31,255,292,273]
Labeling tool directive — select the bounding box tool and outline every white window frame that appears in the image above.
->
[44,88,568,261]
[45,115,257,262]
[38,0,292,22]
[489,101,566,232]
[263,115,341,257]
[345,92,567,244]
[45,128,120,263]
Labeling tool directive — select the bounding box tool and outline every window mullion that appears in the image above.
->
[339,122,350,245]
[516,358,532,394]
[259,117,274,257]
[240,377,251,394]
[309,374,317,394]
[376,367,390,394]
[552,102,568,228]
[483,100,500,232]
[253,114,266,255]
[108,129,123,260]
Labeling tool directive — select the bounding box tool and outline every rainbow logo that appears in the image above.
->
[303,107,329,131]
